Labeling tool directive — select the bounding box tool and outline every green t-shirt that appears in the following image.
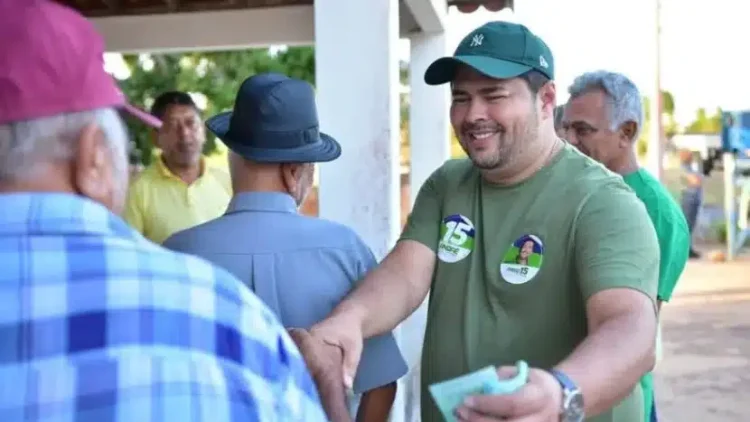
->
[400,145,659,422]
[622,168,690,421]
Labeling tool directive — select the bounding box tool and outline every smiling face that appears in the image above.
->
[449,66,542,171]
[519,240,534,259]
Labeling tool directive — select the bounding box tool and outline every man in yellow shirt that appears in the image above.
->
[124,91,231,244]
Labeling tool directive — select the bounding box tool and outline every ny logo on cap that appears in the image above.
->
[539,56,549,69]
[469,34,484,47]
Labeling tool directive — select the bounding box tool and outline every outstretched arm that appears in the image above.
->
[556,185,660,417]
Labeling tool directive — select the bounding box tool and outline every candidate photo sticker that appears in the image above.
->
[437,214,475,263]
[500,234,544,284]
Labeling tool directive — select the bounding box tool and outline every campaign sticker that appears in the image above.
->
[437,214,475,263]
[500,234,544,284]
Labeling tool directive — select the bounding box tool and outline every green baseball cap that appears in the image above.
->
[424,21,554,85]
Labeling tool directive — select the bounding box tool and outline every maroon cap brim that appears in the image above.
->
[121,103,162,129]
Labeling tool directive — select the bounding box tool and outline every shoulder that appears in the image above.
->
[127,164,159,196]
[559,152,647,228]
[580,178,645,219]
[419,158,477,196]
[561,147,629,191]
[297,215,374,256]
[163,217,214,247]
[131,163,160,186]
[625,170,689,234]
[206,165,232,189]
[163,249,325,409]
[98,234,325,413]
[145,242,286,340]
[548,147,636,213]
[206,165,230,181]
[574,174,658,253]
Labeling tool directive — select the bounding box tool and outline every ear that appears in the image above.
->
[619,121,638,144]
[281,163,303,196]
[73,123,111,201]
[537,81,557,121]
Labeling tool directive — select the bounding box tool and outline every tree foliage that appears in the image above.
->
[118,47,314,165]
[117,48,717,168]
[684,107,722,134]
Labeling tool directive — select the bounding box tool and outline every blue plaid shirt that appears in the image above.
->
[0,193,328,422]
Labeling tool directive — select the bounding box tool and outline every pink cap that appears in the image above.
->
[0,0,160,128]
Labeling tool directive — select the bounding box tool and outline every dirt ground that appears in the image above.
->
[654,254,750,421]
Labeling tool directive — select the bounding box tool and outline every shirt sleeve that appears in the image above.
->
[214,265,328,422]
[350,236,409,394]
[399,167,444,251]
[122,182,146,235]
[574,183,660,305]
[645,204,690,302]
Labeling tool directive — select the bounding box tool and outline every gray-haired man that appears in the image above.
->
[164,73,408,422]
[0,1,331,421]
[562,70,690,422]
[554,104,566,138]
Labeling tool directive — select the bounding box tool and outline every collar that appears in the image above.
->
[0,192,141,240]
[225,192,298,215]
[155,154,206,181]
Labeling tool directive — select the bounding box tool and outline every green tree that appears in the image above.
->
[118,47,315,165]
[684,107,722,134]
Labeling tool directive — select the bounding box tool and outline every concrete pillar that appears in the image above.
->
[314,0,401,260]
[646,0,664,181]
[400,30,451,422]
[409,32,451,201]
[314,0,404,420]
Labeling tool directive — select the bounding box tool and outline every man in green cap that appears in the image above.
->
[298,22,659,422]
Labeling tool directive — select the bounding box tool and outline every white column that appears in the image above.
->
[314,2,404,420]
[315,0,401,258]
[723,152,737,260]
[401,30,451,422]
[646,0,664,181]
[409,32,451,201]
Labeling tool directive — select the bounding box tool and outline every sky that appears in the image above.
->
[106,0,749,127]
[419,0,750,126]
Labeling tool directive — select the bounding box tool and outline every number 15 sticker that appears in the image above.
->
[437,214,476,263]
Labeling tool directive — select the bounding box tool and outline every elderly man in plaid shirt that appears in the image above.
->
[0,1,350,421]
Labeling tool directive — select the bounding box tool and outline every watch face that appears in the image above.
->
[562,390,585,422]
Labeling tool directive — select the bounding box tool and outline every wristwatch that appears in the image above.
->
[549,369,585,422]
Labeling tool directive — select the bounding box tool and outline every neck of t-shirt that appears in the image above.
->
[481,137,564,187]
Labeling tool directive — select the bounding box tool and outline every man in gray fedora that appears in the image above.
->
[164,73,408,422]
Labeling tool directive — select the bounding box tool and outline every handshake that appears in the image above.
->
[287,328,354,422]
[288,324,561,422]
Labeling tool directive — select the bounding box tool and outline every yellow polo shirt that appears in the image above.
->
[123,156,232,244]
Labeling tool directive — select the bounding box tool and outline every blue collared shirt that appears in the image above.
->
[0,192,327,422]
[164,192,408,403]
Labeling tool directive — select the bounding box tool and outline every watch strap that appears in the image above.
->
[550,369,578,392]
